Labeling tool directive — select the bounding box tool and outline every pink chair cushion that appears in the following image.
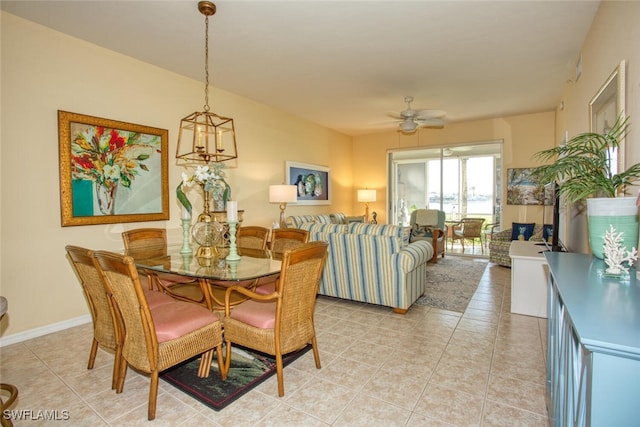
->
[151,302,219,343]
[229,300,276,329]
[254,275,278,295]
[255,283,275,295]
[143,289,175,309]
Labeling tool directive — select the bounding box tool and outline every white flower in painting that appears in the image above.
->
[103,164,121,181]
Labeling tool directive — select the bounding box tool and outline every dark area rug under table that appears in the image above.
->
[161,344,310,411]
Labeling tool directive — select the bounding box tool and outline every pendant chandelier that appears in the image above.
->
[176,1,238,164]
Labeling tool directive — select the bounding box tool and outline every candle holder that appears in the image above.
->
[180,253,192,273]
[226,220,241,261]
[180,218,193,255]
[227,259,239,280]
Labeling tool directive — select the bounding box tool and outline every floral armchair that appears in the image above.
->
[489,223,544,267]
[409,209,446,263]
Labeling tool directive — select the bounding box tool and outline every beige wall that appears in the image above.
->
[555,1,640,253]
[0,12,352,337]
[352,112,557,228]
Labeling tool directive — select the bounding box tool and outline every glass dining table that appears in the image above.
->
[128,245,282,310]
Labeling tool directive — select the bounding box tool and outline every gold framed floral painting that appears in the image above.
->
[58,111,169,226]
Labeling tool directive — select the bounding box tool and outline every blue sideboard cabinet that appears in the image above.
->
[545,252,640,426]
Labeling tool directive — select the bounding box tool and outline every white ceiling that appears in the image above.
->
[2,0,600,136]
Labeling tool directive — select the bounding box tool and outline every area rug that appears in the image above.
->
[415,256,488,312]
[161,344,310,411]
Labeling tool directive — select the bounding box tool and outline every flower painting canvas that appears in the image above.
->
[59,111,169,226]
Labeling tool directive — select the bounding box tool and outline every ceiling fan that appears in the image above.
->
[389,96,446,133]
[443,146,473,156]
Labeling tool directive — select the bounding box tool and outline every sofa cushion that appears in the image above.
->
[316,214,333,224]
[301,222,347,234]
[286,215,317,228]
[330,213,347,224]
[511,222,535,241]
[351,223,410,246]
[344,215,365,224]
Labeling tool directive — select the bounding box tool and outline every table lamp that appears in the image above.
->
[357,189,376,223]
[269,185,297,228]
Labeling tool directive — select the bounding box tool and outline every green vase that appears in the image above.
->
[587,197,638,259]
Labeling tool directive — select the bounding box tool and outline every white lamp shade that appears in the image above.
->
[269,185,297,203]
[357,189,376,203]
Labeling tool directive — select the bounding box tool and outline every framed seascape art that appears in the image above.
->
[506,167,554,205]
[58,110,169,226]
[285,161,331,205]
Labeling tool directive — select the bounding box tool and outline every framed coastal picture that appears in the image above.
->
[506,167,554,205]
[58,110,169,226]
[285,161,331,205]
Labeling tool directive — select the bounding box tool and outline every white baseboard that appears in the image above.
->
[0,315,92,347]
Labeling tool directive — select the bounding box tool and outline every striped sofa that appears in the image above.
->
[287,213,347,228]
[299,222,433,314]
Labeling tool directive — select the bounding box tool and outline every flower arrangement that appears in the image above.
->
[71,125,161,214]
[176,163,231,217]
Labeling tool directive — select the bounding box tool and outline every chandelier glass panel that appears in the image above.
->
[176,1,238,164]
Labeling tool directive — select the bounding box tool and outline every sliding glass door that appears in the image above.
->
[389,142,502,226]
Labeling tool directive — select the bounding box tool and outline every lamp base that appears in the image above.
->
[279,203,288,229]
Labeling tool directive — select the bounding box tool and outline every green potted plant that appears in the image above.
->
[532,115,640,258]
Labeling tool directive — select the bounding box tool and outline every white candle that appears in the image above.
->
[181,205,191,220]
[226,200,238,222]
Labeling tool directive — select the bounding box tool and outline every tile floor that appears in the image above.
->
[0,260,549,426]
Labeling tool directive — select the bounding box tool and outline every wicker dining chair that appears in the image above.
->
[255,228,310,295]
[66,245,176,391]
[122,228,207,307]
[222,241,328,397]
[65,245,121,389]
[270,228,310,253]
[237,225,270,250]
[92,250,225,420]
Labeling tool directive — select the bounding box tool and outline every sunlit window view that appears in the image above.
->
[389,143,502,255]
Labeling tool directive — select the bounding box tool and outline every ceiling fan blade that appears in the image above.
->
[416,118,445,127]
[415,109,447,119]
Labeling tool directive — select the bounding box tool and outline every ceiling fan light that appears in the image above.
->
[399,120,417,133]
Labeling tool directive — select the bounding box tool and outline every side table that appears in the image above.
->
[508,240,548,318]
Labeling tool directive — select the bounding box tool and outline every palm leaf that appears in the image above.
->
[532,115,639,203]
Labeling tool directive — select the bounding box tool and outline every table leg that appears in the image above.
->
[198,278,214,311]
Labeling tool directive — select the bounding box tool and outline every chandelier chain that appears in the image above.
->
[204,14,210,112]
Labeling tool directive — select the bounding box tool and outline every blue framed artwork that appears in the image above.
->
[285,161,331,205]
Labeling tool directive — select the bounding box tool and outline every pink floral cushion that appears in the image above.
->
[229,300,276,329]
[151,302,219,343]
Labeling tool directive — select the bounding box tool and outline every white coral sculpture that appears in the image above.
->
[603,225,638,275]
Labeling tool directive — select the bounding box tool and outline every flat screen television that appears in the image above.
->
[543,182,565,252]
